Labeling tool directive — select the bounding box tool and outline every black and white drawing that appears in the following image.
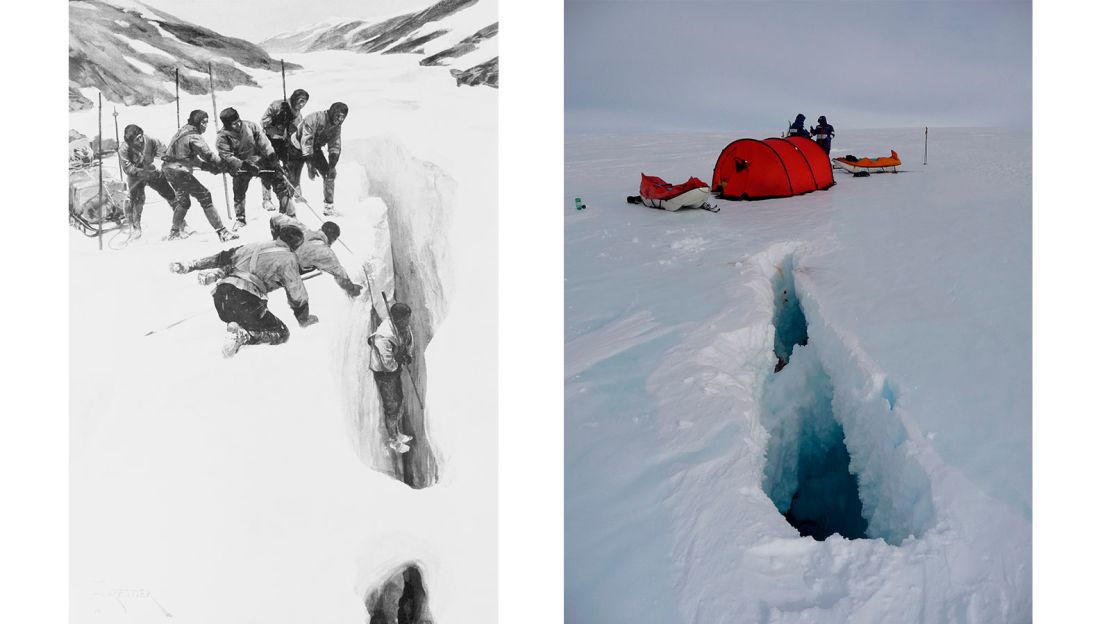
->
[69,0,497,620]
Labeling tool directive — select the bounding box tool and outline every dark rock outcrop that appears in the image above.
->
[260,0,497,88]
[69,0,296,111]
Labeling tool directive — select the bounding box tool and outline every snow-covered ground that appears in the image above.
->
[565,128,1030,622]
[70,49,496,622]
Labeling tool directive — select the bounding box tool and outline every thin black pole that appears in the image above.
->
[924,126,928,166]
[281,58,287,102]
[97,93,104,250]
[208,62,232,220]
[112,106,122,179]
[175,67,180,127]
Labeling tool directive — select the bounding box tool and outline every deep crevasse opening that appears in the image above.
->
[336,138,455,489]
[756,247,936,545]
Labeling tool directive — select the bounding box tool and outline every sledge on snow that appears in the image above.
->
[69,130,129,237]
[628,174,717,212]
[833,150,902,174]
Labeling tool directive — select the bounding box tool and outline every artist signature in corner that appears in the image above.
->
[91,588,173,618]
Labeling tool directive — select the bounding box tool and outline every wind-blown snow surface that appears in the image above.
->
[565,128,1030,622]
[70,50,495,621]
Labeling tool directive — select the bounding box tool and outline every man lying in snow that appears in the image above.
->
[267,214,363,298]
[368,302,416,454]
[169,226,318,358]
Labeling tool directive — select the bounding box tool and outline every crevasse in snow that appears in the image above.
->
[756,246,935,545]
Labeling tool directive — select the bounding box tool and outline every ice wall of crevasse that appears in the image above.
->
[756,246,936,545]
[336,138,455,489]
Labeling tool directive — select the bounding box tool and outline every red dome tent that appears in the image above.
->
[712,137,834,200]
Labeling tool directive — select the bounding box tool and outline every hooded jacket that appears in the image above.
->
[261,98,304,140]
[216,120,276,172]
[162,124,220,173]
[291,110,342,157]
[788,116,811,138]
[118,136,168,185]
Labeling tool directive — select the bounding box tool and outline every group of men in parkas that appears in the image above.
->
[138,89,417,454]
[117,88,347,241]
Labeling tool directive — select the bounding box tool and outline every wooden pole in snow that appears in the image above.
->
[924,126,928,166]
[175,67,180,127]
[112,106,122,179]
[208,62,233,221]
[281,58,287,102]
[98,92,104,251]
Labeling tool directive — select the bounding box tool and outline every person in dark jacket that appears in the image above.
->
[788,114,810,138]
[161,110,238,242]
[260,88,309,211]
[169,226,317,357]
[216,107,295,226]
[810,115,835,154]
[289,102,348,216]
[118,124,179,239]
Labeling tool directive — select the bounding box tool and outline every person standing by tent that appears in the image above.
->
[162,110,238,242]
[368,301,416,453]
[216,107,295,227]
[118,124,181,239]
[260,88,309,212]
[268,214,363,298]
[810,116,835,154]
[787,114,810,138]
[289,102,348,216]
[169,225,318,357]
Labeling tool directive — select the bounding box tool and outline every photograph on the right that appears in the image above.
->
[565,1,1031,622]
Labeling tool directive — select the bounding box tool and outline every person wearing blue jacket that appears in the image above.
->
[788,114,810,138]
[811,116,835,154]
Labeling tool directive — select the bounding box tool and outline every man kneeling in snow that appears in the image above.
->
[268,214,363,298]
[169,226,318,357]
[368,302,415,454]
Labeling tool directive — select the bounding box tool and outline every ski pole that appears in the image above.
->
[113,107,122,180]
[924,126,928,166]
[281,58,287,102]
[98,92,104,251]
[175,67,180,128]
[380,290,425,411]
[208,62,233,221]
[113,105,134,236]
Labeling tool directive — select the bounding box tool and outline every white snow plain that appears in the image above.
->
[70,49,496,622]
[565,128,1030,623]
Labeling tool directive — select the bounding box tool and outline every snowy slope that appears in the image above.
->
[70,49,496,622]
[565,128,1031,622]
[69,0,293,110]
[259,0,498,88]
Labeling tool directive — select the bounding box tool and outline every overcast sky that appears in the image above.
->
[566,0,1031,134]
[138,0,427,42]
